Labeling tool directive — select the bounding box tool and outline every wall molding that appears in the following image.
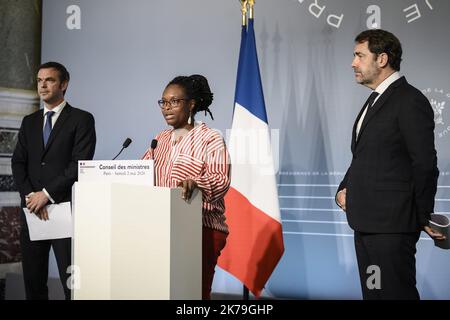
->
[0,192,20,207]
[0,87,40,129]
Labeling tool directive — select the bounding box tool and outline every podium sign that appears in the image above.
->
[78,160,153,185]
[72,160,202,300]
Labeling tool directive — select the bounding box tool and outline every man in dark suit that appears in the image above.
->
[335,30,445,299]
[11,62,96,300]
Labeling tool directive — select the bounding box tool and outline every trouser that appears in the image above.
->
[20,224,72,300]
[354,231,420,300]
[202,226,227,300]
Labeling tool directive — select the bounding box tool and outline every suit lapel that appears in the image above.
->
[354,76,406,150]
[351,98,371,153]
[32,110,45,152]
[43,104,72,155]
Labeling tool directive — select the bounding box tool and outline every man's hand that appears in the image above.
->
[178,179,198,201]
[35,207,49,221]
[26,191,49,214]
[424,226,446,240]
[336,188,347,212]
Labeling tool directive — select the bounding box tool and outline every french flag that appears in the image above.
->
[217,18,284,297]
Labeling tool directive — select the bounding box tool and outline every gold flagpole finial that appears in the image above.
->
[240,0,248,26]
[248,0,254,19]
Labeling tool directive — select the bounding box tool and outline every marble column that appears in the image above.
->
[0,0,42,281]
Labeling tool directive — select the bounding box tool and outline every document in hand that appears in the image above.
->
[429,213,450,249]
[23,202,73,241]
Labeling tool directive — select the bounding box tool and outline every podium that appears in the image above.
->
[72,160,202,300]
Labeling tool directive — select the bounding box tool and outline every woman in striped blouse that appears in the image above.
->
[142,74,231,299]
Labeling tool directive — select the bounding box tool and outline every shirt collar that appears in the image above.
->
[374,71,400,96]
[44,100,66,115]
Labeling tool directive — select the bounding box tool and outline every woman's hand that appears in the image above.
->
[178,179,198,201]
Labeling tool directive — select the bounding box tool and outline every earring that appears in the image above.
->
[188,112,192,125]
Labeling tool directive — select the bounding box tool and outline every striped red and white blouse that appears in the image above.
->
[142,123,231,233]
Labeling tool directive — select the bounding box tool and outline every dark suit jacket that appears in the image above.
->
[337,76,439,233]
[12,103,96,216]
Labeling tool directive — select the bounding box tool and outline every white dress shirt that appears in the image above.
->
[43,100,66,129]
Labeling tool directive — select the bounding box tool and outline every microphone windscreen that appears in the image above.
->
[151,139,158,149]
[123,138,132,148]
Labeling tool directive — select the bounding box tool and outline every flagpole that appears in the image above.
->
[243,285,250,300]
[239,0,250,300]
[248,0,254,19]
[240,0,251,301]
[240,0,248,26]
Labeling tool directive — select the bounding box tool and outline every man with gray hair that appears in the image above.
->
[336,29,443,299]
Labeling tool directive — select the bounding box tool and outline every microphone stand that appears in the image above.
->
[112,147,125,160]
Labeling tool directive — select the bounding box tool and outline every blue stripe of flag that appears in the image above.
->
[234,25,247,105]
[234,19,268,124]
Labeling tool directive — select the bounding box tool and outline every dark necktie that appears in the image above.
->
[366,91,379,109]
[43,111,55,146]
[356,91,380,141]
[361,91,380,124]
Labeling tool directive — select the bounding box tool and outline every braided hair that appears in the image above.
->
[168,74,214,120]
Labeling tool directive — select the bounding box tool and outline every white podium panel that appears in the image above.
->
[72,182,202,300]
[78,160,154,186]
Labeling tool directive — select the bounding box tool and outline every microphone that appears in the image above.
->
[151,139,158,150]
[150,139,158,159]
[150,139,158,186]
[112,138,132,160]
[123,138,132,148]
